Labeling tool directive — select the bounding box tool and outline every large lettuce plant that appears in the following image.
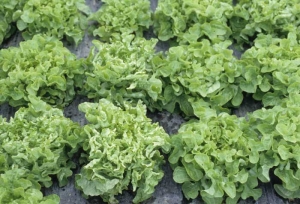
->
[0,34,84,108]
[151,40,242,117]
[0,98,83,188]
[0,169,60,204]
[153,0,233,44]
[89,0,152,42]
[236,34,300,107]
[0,0,26,45]
[248,94,300,199]
[81,38,162,109]
[230,0,300,46]
[169,111,263,203]
[75,99,170,203]
[15,0,90,45]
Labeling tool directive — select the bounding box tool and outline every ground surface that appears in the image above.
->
[0,0,300,203]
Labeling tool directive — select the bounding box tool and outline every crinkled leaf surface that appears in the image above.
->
[0,0,26,45]
[152,40,241,117]
[153,0,233,44]
[81,38,162,111]
[75,99,170,203]
[169,113,262,202]
[0,99,83,187]
[89,0,152,42]
[0,34,84,108]
[249,101,300,199]
[237,34,300,108]
[16,0,89,45]
[0,169,60,204]
[230,0,300,46]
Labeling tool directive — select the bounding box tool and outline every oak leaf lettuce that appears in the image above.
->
[75,99,170,203]
[0,34,84,108]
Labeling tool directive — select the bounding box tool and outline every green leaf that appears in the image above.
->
[231,88,243,107]
[225,194,241,204]
[259,77,271,92]
[16,20,27,31]
[288,82,300,94]
[177,95,194,116]
[182,181,199,200]
[194,154,213,171]
[222,182,236,198]
[173,166,191,184]
[235,169,249,184]
[75,174,119,196]
[257,165,271,183]
[241,177,262,200]
[274,169,300,192]
[182,160,203,182]
[276,123,297,142]
[76,2,91,15]
[239,80,257,93]
[200,20,231,42]
[274,184,300,199]
[211,86,234,106]
[190,98,217,120]
[278,145,292,160]
[259,151,280,169]
[200,191,223,204]
[262,92,283,107]
[249,151,259,164]
[20,10,35,23]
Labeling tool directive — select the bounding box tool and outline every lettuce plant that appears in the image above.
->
[248,96,300,199]
[0,98,84,188]
[81,38,162,109]
[169,112,263,203]
[236,34,300,107]
[151,40,242,117]
[153,0,233,44]
[0,169,60,204]
[89,0,152,42]
[75,99,170,203]
[0,0,26,45]
[230,0,300,46]
[0,34,84,108]
[15,0,90,45]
